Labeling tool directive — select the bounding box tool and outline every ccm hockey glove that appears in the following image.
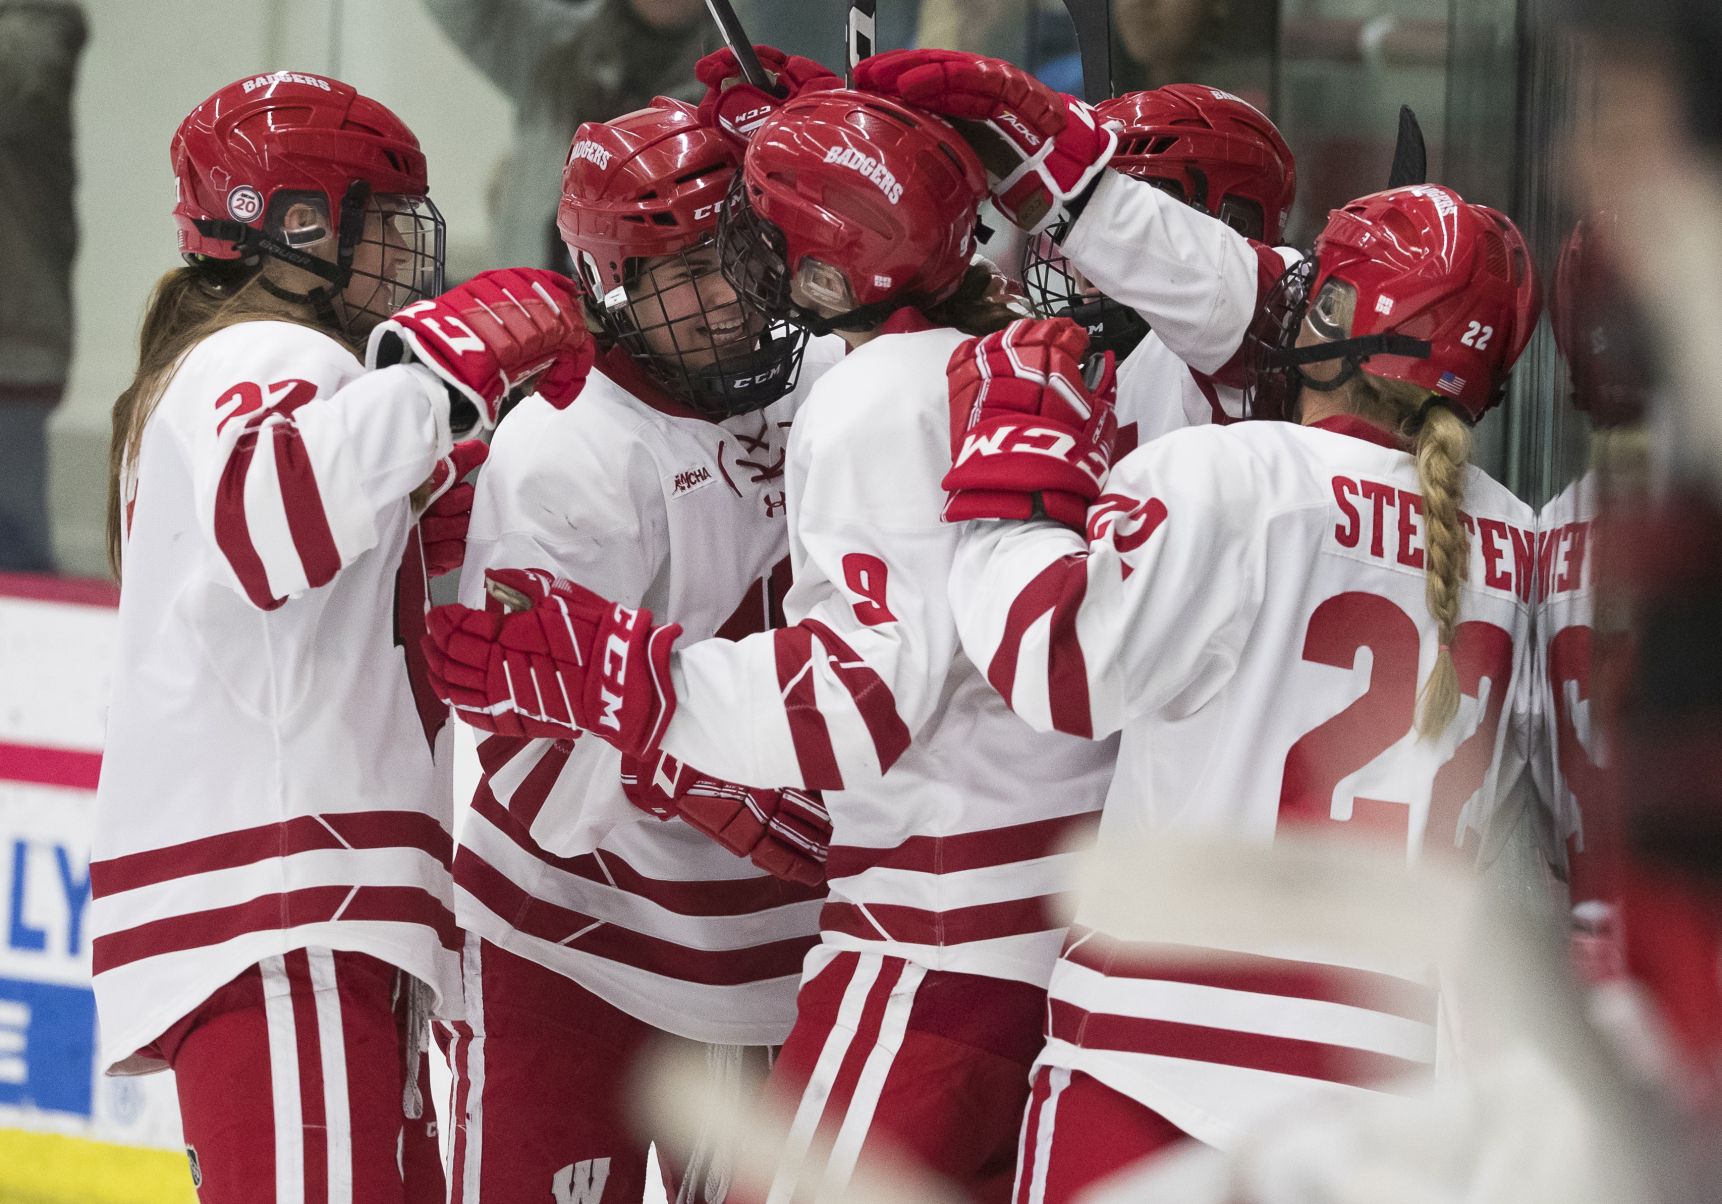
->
[696,44,842,145]
[621,751,831,887]
[424,568,680,753]
[368,268,594,432]
[943,317,1117,529]
[853,49,1115,235]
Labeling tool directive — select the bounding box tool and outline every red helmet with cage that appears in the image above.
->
[559,98,734,301]
[1255,185,1540,422]
[718,89,988,334]
[1021,84,1296,360]
[1102,85,1296,243]
[171,71,444,331]
[557,97,808,416]
[1550,215,1651,428]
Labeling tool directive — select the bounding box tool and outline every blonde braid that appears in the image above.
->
[1411,403,1472,737]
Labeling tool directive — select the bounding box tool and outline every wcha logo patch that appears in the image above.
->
[671,465,715,497]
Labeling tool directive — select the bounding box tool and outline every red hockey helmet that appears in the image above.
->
[1550,215,1652,428]
[1258,185,1540,422]
[717,89,988,334]
[1103,85,1296,243]
[1022,84,1298,359]
[558,98,808,416]
[171,71,443,330]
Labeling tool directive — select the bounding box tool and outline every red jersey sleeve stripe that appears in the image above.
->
[774,625,845,790]
[987,553,1094,738]
[271,422,343,590]
[1048,998,1430,1090]
[213,428,285,610]
[800,618,913,772]
[493,737,575,832]
[89,811,454,899]
[92,884,459,974]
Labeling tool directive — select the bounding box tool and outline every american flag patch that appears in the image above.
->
[1436,371,1466,395]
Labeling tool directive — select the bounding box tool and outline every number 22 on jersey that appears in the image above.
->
[1279,591,1514,857]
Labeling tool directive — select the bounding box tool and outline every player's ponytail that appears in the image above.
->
[1345,371,1474,738]
[1410,401,1472,736]
[920,264,1025,337]
[105,260,293,577]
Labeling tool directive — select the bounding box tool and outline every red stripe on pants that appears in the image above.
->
[147,948,445,1203]
[1012,1068,1188,1204]
[761,952,1045,1204]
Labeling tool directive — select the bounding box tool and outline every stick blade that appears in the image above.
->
[1387,104,1428,189]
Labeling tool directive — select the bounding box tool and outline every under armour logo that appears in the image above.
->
[552,1157,612,1203]
[763,491,787,518]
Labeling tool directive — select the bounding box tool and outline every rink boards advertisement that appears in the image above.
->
[0,575,194,1202]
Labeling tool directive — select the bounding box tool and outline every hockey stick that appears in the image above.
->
[847,0,876,85]
[703,0,770,88]
[1062,0,1114,104]
[1387,104,1427,188]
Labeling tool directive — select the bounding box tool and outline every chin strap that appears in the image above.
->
[1286,331,1433,393]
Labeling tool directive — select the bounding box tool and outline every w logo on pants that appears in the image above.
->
[552,1157,612,1203]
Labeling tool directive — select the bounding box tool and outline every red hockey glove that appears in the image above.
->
[696,44,842,145]
[423,568,681,752]
[621,751,830,887]
[368,268,595,432]
[853,49,1115,235]
[943,317,1117,529]
[419,439,489,578]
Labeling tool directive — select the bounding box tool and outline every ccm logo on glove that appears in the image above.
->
[599,608,645,735]
[955,424,1095,474]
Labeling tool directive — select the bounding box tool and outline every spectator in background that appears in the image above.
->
[1114,0,1275,104]
[0,0,86,572]
[424,0,715,269]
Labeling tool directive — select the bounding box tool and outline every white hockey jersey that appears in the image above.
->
[949,415,1536,1149]
[1531,470,1604,861]
[92,319,460,1074]
[659,317,1117,990]
[454,343,842,1046]
[1060,169,1300,449]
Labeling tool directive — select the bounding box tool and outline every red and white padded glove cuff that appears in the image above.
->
[635,621,681,757]
[367,317,495,430]
[993,98,1117,235]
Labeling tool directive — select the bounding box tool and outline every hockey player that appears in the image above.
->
[91,72,592,1204]
[938,185,1540,1199]
[1019,84,1298,449]
[440,97,847,1204]
[425,88,1118,1202]
[855,52,1301,455]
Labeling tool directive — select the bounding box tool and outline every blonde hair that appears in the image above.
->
[1344,371,1473,737]
[106,262,338,578]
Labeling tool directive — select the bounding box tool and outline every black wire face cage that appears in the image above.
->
[717,174,799,328]
[1240,256,1317,421]
[1240,258,1437,421]
[253,184,446,338]
[340,192,446,330]
[606,234,809,419]
[1020,219,1150,359]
